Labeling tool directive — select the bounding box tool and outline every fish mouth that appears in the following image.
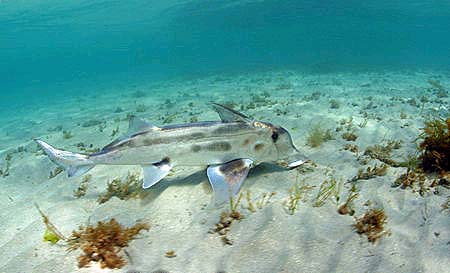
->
[287,159,307,168]
[278,151,308,169]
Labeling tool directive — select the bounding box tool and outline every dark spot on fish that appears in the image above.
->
[190,132,206,138]
[271,131,279,142]
[191,145,201,152]
[254,143,264,152]
[219,159,246,173]
[243,138,251,146]
[205,141,232,152]
[155,157,170,167]
[143,138,154,145]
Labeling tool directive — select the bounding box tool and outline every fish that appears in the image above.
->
[35,103,307,204]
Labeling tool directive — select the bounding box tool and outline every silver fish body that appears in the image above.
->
[35,103,307,204]
[91,121,278,167]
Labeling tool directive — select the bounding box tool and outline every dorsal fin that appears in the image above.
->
[128,115,159,134]
[210,103,251,123]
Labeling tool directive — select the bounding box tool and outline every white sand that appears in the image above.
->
[0,69,449,273]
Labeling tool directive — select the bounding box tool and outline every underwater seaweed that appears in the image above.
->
[35,203,67,244]
[418,117,450,173]
[1,153,12,177]
[306,123,333,148]
[338,185,359,216]
[76,142,100,154]
[329,99,340,109]
[62,130,74,139]
[244,190,276,213]
[49,166,64,179]
[110,126,120,137]
[352,164,388,182]
[283,180,314,214]
[343,143,359,154]
[313,177,342,207]
[210,193,244,245]
[353,208,388,243]
[97,172,145,204]
[393,168,426,189]
[68,219,149,269]
[74,174,92,198]
[342,131,358,141]
[363,140,402,167]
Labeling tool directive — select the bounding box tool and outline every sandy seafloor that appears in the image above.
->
[0,69,449,273]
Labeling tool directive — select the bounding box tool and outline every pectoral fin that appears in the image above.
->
[206,158,253,205]
[142,159,172,189]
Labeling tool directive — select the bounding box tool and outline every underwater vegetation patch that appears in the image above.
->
[338,185,359,216]
[76,142,100,154]
[394,169,426,192]
[97,172,146,204]
[0,152,13,177]
[313,177,342,207]
[418,117,450,173]
[363,140,402,167]
[68,219,149,269]
[342,131,358,141]
[49,166,64,179]
[353,208,389,243]
[352,164,388,182]
[306,123,333,148]
[243,190,276,213]
[329,99,340,109]
[73,174,92,198]
[210,194,244,245]
[36,204,149,269]
[62,130,74,139]
[283,180,314,214]
[343,143,359,154]
[35,203,67,244]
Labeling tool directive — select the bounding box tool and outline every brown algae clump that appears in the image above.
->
[210,193,244,245]
[97,172,146,203]
[364,140,402,167]
[338,185,359,216]
[418,117,450,173]
[68,219,149,269]
[74,174,91,198]
[353,208,388,243]
[352,164,388,182]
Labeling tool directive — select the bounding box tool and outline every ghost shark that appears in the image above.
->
[35,103,307,204]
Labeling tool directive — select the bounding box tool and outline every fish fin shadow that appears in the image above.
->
[138,163,286,206]
[138,168,206,206]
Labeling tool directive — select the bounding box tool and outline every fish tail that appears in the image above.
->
[34,139,94,177]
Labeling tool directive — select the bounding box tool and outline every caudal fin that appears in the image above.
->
[35,139,94,177]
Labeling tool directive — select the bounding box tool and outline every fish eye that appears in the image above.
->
[271,131,279,142]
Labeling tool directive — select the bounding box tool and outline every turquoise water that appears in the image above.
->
[1,1,449,100]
